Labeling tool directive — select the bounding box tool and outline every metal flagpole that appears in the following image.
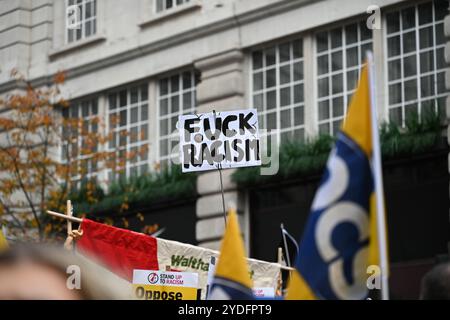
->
[280,223,292,268]
[367,51,389,300]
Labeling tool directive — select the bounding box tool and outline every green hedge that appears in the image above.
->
[70,165,197,215]
[232,111,444,187]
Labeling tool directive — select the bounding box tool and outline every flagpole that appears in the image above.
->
[366,51,389,300]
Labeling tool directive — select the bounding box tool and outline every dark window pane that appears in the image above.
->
[404,55,417,77]
[420,75,434,97]
[253,51,263,69]
[294,106,304,125]
[419,26,434,49]
[359,21,372,41]
[318,100,329,120]
[294,84,304,103]
[318,78,329,97]
[316,32,328,52]
[182,72,192,89]
[160,78,169,95]
[293,39,303,58]
[403,31,416,53]
[266,69,276,88]
[279,42,291,63]
[280,65,291,84]
[388,59,401,81]
[280,87,291,107]
[419,2,433,25]
[294,62,303,81]
[346,47,358,67]
[170,75,179,93]
[389,83,402,105]
[317,55,329,75]
[435,0,449,21]
[420,51,434,73]
[119,90,127,107]
[253,72,263,91]
[265,47,276,66]
[404,79,417,101]
[402,7,416,30]
[389,107,402,125]
[332,74,343,94]
[388,36,400,57]
[345,24,358,44]
[266,90,276,110]
[387,12,400,34]
[330,28,342,48]
[332,96,344,117]
[331,51,343,71]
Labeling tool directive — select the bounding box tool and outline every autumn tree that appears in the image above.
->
[0,70,147,242]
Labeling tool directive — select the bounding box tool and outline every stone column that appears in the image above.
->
[193,49,248,250]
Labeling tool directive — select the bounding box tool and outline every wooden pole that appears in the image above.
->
[67,200,72,235]
[46,210,82,223]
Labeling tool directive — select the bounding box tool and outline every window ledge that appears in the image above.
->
[139,2,201,29]
[49,34,107,60]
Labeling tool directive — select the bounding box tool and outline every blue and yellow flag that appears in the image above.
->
[287,64,386,300]
[208,209,254,300]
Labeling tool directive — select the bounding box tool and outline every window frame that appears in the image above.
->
[383,0,447,127]
[157,69,198,169]
[313,20,373,136]
[65,0,97,44]
[106,83,151,181]
[250,38,306,145]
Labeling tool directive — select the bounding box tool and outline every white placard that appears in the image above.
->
[133,270,199,288]
[179,108,261,172]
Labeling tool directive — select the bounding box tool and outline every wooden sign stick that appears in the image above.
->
[46,210,82,223]
[67,200,72,235]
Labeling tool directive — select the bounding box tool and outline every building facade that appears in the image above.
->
[1,0,449,296]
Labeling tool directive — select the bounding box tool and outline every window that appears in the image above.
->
[386,0,447,126]
[62,98,99,185]
[156,0,190,13]
[251,39,305,144]
[158,70,198,168]
[108,84,149,180]
[316,22,373,136]
[66,0,97,43]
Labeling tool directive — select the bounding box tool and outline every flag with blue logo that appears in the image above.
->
[287,61,388,300]
[208,209,254,300]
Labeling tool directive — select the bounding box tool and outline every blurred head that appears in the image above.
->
[0,244,131,300]
[420,262,450,300]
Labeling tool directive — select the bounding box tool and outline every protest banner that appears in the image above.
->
[179,108,261,172]
[156,237,281,299]
[132,270,199,300]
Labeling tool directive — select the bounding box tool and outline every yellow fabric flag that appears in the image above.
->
[208,209,253,299]
[0,229,9,251]
[287,64,387,300]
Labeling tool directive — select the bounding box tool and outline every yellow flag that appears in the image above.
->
[208,209,253,299]
[0,229,9,251]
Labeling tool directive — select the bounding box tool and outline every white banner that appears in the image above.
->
[156,238,280,300]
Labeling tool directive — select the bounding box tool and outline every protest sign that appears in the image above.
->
[132,270,199,300]
[156,238,281,300]
[179,108,260,172]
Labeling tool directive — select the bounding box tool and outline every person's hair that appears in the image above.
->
[420,262,450,300]
[0,244,132,300]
